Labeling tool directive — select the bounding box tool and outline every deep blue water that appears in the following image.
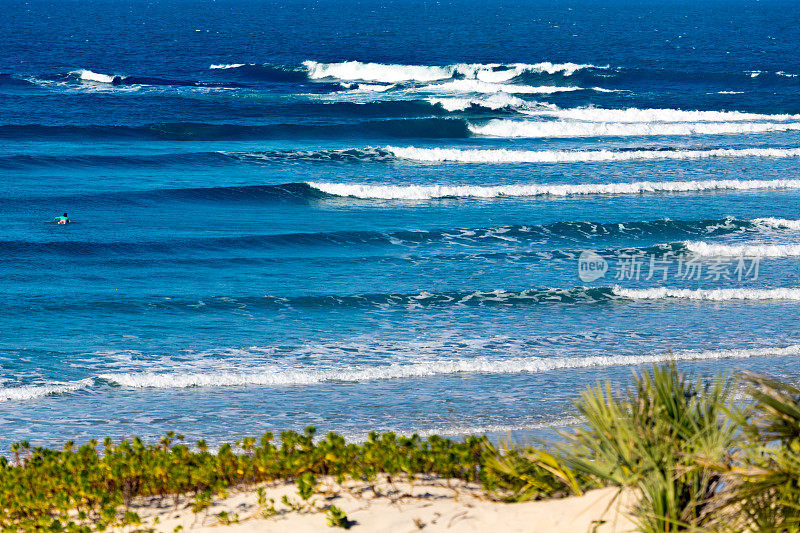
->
[2,0,800,448]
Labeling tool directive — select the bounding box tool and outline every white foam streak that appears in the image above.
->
[99,344,800,389]
[70,69,117,83]
[385,146,800,164]
[307,179,800,200]
[354,83,395,92]
[469,119,800,138]
[684,241,800,257]
[0,379,94,402]
[614,287,800,301]
[426,94,534,111]
[753,218,800,231]
[524,107,800,122]
[302,60,603,83]
[210,63,246,69]
[420,79,582,94]
[304,60,451,83]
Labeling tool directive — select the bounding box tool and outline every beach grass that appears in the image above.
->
[3,363,800,531]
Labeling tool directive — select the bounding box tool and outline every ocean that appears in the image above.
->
[2,0,800,448]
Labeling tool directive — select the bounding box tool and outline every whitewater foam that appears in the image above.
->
[210,63,246,69]
[419,79,583,94]
[307,179,800,200]
[384,146,800,164]
[684,241,800,257]
[523,107,800,122]
[752,218,800,231]
[469,119,800,138]
[340,83,396,92]
[304,60,452,83]
[0,379,94,402]
[614,287,800,301]
[97,344,800,389]
[302,60,603,83]
[69,69,117,83]
[426,94,537,111]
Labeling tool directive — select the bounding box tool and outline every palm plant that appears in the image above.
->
[559,363,739,532]
[714,372,800,532]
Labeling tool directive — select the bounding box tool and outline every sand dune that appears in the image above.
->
[128,476,634,532]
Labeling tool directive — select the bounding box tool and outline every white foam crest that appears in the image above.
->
[307,179,800,200]
[340,82,396,92]
[752,218,800,231]
[523,107,800,122]
[420,79,582,94]
[210,63,246,69]
[70,69,117,83]
[346,418,582,441]
[684,241,800,257]
[409,418,581,438]
[302,60,604,83]
[425,94,535,111]
[303,60,451,83]
[614,287,800,301]
[384,146,800,164]
[97,344,800,389]
[469,119,800,138]
[718,91,745,95]
[0,379,94,402]
[452,62,601,79]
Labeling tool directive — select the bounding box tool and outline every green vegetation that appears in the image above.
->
[2,363,800,531]
[325,505,351,529]
[561,364,738,532]
[0,424,565,531]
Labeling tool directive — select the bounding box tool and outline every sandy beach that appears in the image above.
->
[129,476,634,532]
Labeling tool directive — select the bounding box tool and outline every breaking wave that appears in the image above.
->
[385,146,800,163]
[522,107,800,122]
[69,68,118,83]
[469,119,800,138]
[97,344,800,389]
[301,60,604,83]
[752,218,800,231]
[426,94,541,111]
[307,178,800,200]
[0,379,94,402]
[684,241,800,257]
[417,79,584,94]
[613,287,800,301]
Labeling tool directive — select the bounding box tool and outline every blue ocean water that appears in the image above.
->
[2,0,800,448]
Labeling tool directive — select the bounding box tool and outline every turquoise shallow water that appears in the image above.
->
[2,0,800,448]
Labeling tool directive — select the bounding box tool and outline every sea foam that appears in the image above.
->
[69,69,117,83]
[384,146,800,164]
[0,379,94,402]
[307,179,800,200]
[469,119,800,138]
[684,241,800,257]
[523,107,800,122]
[425,94,536,111]
[302,60,603,83]
[752,218,800,231]
[419,79,583,94]
[614,287,800,301]
[97,344,800,389]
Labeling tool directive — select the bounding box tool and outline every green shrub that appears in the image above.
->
[0,425,567,531]
[325,505,351,529]
[715,372,800,532]
[560,363,738,532]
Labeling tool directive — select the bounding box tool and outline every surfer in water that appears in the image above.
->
[54,212,70,224]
